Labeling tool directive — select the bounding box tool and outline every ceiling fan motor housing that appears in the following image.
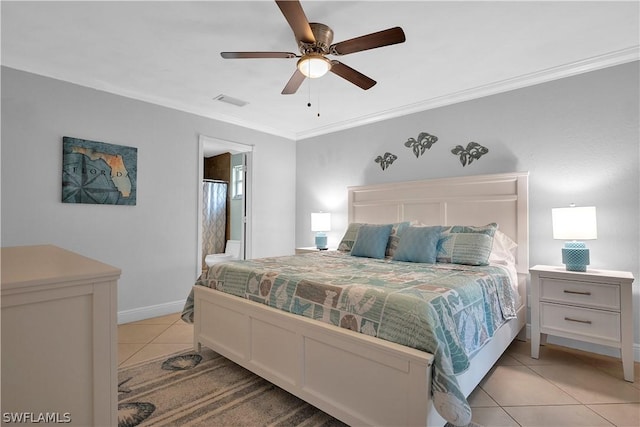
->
[299,23,334,55]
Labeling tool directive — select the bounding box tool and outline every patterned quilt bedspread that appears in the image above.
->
[182,251,519,426]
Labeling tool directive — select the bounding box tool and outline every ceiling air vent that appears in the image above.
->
[213,94,248,107]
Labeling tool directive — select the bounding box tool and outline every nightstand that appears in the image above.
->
[530,265,635,382]
[295,246,333,254]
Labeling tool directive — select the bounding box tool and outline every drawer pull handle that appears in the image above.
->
[563,290,591,296]
[564,317,592,325]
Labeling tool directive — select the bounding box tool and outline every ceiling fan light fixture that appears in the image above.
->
[297,54,331,78]
[221,1,405,94]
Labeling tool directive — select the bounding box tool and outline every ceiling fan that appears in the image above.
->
[221,0,406,95]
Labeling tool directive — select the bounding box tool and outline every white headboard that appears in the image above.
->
[347,172,529,274]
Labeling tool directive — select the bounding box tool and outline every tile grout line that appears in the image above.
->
[118,315,188,366]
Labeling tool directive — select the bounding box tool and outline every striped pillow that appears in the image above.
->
[436,223,497,266]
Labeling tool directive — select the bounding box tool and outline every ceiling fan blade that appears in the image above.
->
[281,69,306,94]
[329,61,376,90]
[275,0,315,44]
[330,27,406,56]
[221,52,297,59]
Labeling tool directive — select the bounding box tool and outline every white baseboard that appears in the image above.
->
[525,324,640,362]
[118,299,186,324]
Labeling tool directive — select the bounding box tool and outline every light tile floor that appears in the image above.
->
[119,314,640,426]
[118,312,194,368]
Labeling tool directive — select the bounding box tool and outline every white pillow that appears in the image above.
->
[489,230,517,264]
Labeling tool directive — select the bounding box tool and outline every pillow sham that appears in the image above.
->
[436,223,497,266]
[350,224,393,259]
[385,221,411,258]
[337,223,363,252]
[393,226,442,263]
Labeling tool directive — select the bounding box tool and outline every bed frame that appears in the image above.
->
[193,172,529,426]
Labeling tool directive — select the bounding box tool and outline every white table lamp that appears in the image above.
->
[311,212,331,250]
[552,205,597,272]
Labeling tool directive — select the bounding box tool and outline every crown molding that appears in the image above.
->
[1,65,299,141]
[6,46,637,142]
[295,46,640,141]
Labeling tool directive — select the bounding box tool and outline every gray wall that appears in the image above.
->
[1,67,296,322]
[296,62,640,354]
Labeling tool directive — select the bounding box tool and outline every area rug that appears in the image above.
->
[118,348,348,426]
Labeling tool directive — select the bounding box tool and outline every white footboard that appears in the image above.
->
[194,285,436,427]
[193,279,526,427]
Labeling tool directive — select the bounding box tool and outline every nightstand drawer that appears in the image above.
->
[540,302,621,342]
[540,278,620,311]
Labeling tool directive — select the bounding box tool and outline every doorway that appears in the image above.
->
[197,135,253,277]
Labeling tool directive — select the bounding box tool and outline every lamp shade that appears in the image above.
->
[552,206,597,240]
[311,212,331,232]
[297,55,331,78]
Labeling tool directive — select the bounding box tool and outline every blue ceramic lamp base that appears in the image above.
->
[561,241,590,272]
[315,233,328,250]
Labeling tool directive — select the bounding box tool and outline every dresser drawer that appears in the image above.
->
[540,302,621,342]
[540,278,620,311]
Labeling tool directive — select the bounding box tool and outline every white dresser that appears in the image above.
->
[1,245,120,426]
[530,264,635,382]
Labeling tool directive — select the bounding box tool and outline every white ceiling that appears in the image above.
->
[2,1,639,141]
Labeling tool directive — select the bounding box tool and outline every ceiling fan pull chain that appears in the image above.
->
[305,74,320,117]
[307,69,312,108]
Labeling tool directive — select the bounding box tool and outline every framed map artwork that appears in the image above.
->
[62,136,137,205]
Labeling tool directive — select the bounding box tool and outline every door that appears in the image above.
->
[197,135,253,277]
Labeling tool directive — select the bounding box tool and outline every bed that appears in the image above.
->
[183,172,529,427]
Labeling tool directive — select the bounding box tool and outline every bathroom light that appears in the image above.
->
[297,54,331,78]
[552,205,597,272]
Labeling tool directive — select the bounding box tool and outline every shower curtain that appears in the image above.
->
[202,180,227,269]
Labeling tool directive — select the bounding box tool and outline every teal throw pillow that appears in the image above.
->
[393,226,442,263]
[350,224,393,259]
[339,222,410,257]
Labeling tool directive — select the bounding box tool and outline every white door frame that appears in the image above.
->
[197,134,253,278]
